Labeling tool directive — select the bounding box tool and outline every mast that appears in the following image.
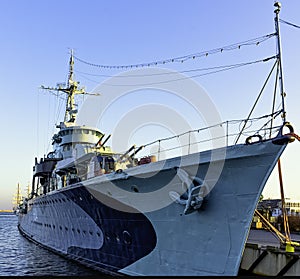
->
[274,2,295,252]
[68,49,75,88]
[274,2,286,123]
[64,49,79,123]
[41,49,98,125]
[12,183,22,208]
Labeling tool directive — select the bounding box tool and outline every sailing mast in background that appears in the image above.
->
[12,183,22,211]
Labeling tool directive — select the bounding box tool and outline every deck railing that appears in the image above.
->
[129,111,283,161]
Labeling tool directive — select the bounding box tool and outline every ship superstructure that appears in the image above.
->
[31,51,138,199]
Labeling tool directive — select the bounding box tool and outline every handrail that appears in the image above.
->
[130,112,283,161]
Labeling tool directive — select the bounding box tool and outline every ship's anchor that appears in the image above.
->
[169,168,209,215]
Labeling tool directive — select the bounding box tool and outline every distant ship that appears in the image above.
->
[17,2,298,276]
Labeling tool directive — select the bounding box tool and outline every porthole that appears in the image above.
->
[123,230,132,245]
[89,231,93,236]
[59,226,62,230]
[65,227,68,231]
[77,229,80,233]
[62,198,66,202]
[105,232,110,241]
[131,185,139,193]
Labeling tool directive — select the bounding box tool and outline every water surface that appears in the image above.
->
[0,213,102,276]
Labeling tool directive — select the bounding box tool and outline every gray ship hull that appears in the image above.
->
[18,139,286,275]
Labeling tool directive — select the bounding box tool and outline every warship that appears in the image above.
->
[17,2,297,275]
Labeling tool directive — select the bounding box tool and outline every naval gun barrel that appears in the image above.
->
[96,134,111,148]
[129,145,144,159]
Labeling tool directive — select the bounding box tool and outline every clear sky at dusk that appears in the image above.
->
[1,0,300,209]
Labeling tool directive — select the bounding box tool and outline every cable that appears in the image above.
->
[100,56,276,87]
[280,18,300,29]
[74,56,276,79]
[74,33,275,69]
[234,59,278,144]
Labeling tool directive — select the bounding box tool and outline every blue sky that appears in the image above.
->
[1,0,300,209]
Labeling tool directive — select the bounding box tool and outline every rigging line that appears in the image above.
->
[56,95,66,124]
[44,96,66,153]
[36,90,40,156]
[48,91,61,150]
[75,63,247,78]
[242,107,282,136]
[254,108,282,138]
[74,33,276,69]
[101,56,276,87]
[76,72,100,84]
[280,18,300,29]
[46,92,52,154]
[227,110,282,125]
[234,59,279,144]
[270,64,280,138]
[74,56,276,78]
